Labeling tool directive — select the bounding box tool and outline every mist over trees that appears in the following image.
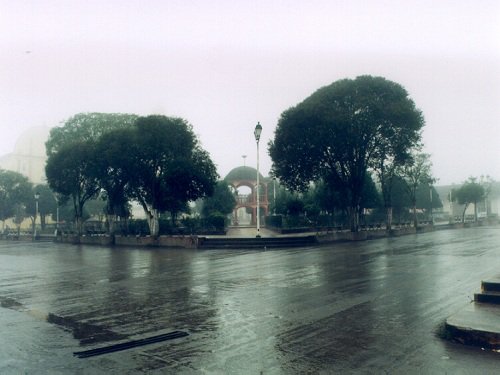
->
[269,75,425,232]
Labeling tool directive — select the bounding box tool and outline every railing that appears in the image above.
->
[237,195,253,205]
[236,195,268,205]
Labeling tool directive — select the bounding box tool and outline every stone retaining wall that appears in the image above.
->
[56,234,199,249]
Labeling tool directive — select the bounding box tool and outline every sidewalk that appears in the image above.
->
[225,226,278,238]
[223,226,318,238]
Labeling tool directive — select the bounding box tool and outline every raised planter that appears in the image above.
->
[115,235,198,249]
[80,235,114,246]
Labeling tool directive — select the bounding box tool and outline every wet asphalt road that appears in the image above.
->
[1,227,500,374]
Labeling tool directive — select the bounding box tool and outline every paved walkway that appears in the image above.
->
[225,226,279,238]
[224,226,319,238]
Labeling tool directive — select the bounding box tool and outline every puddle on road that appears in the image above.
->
[47,313,127,344]
[1,295,126,345]
[0,296,24,310]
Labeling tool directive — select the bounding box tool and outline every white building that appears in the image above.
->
[0,126,50,184]
[435,183,500,221]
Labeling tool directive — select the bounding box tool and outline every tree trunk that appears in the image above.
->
[76,216,83,236]
[348,206,359,232]
[107,214,116,235]
[412,204,418,228]
[73,197,83,236]
[146,208,160,238]
[462,203,469,223]
[137,199,160,238]
[386,206,393,231]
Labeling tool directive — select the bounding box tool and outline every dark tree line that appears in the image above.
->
[45,113,218,237]
[268,174,442,229]
[0,170,56,235]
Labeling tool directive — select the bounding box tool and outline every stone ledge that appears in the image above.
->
[446,302,500,349]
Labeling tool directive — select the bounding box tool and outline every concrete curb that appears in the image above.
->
[445,279,500,350]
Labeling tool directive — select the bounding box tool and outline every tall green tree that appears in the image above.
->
[24,184,57,231]
[201,180,237,218]
[45,112,136,235]
[46,112,137,156]
[360,172,381,212]
[399,152,434,227]
[314,179,342,216]
[45,142,100,235]
[388,176,412,224]
[55,198,93,231]
[453,177,485,223]
[269,184,295,216]
[0,170,33,232]
[127,115,218,237]
[269,75,424,232]
[415,183,442,221]
[93,128,135,234]
[375,157,402,230]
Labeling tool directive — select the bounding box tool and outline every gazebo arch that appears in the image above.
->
[225,166,269,226]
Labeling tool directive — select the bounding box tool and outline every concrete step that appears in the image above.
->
[445,302,500,350]
[474,291,500,304]
[481,280,500,293]
[199,236,317,249]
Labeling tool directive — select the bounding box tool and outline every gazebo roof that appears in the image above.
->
[225,166,264,182]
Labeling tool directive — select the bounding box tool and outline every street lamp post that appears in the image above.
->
[449,190,453,223]
[428,177,437,225]
[429,186,433,224]
[254,122,262,238]
[273,177,276,215]
[34,192,40,240]
[55,195,59,236]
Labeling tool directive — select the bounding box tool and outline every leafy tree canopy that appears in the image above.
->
[0,169,33,224]
[269,75,424,231]
[45,141,100,234]
[45,112,137,235]
[127,115,218,236]
[399,152,435,227]
[416,184,442,210]
[453,178,485,206]
[93,127,136,219]
[202,180,236,217]
[46,112,137,156]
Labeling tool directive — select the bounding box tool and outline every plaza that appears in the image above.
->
[1,226,500,373]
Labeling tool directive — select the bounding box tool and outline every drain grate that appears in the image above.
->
[73,330,189,358]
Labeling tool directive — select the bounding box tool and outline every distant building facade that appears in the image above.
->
[435,183,500,221]
[0,126,49,184]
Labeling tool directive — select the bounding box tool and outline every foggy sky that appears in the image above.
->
[1,0,499,185]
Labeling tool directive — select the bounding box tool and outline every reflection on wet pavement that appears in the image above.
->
[1,227,500,373]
